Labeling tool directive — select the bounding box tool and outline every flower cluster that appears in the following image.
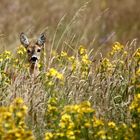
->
[99,58,113,73]
[78,45,91,78]
[16,45,27,56]
[45,101,94,140]
[44,98,136,140]
[0,51,12,62]
[130,94,140,117]
[46,68,64,80]
[1,43,140,140]
[110,42,124,56]
[0,98,34,140]
[129,93,140,139]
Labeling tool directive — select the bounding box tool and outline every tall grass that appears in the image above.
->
[0,0,140,51]
[0,38,140,139]
[0,0,140,140]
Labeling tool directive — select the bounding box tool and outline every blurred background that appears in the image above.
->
[0,0,140,52]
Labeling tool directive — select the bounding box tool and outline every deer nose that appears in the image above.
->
[31,55,38,62]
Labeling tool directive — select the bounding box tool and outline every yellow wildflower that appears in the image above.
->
[56,132,64,137]
[108,121,116,128]
[97,130,106,139]
[4,51,11,55]
[47,68,58,77]
[57,73,64,80]
[93,117,104,127]
[110,42,124,56]
[59,114,74,129]
[14,98,24,105]
[46,68,64,80]
[66,130,75,140]
[0,58,3,62]
[132,123,137,128]
[17,45,27,55]
[16,112,23,118]
[84,122,91,128]
[21,105,28,113]
[68,56,75,62]
[81,54,91,65]
[136,69,140,77]
[78,45,87,55]
[48,104,57,112]
[137,93,140,99]
[60,51,68,57]
[45,132,53,140]
[61,114,71,122]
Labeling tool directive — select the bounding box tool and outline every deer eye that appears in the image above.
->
[37,49,41,52]
[27,49,31,53]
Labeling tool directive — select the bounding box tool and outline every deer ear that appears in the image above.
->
[20,32,29,47]
[37,33,46,46]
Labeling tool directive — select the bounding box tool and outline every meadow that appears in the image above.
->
[0,0,140,140]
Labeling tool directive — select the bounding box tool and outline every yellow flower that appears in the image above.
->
[57,73,64,80]
[14,98,24,105]
[37,63,41,68]
[132,123,137,128]
[0,58,3,62]
[59,114,74,129]
[108,121,116,128]
[48,81,54,86]
[15,131,22,138]
[110,42,124,56]
[60,51,68,57]
[97,130,106,139]
[16,112,23,118]
[81,54,91,65]
[56,132,64,137]
[68,56,75,62]
[66,130,75,140]
[17,45,27,55]
[78,45,87,55]
[137,93,140,99]
[122,123,127,129]
[4,51,11,55]
[3,112,12,120]
[47,68,58,77]
[61,114,71,122]
[46,68,64,80]
[21,105,28,113]
[84,122,91,128]
[93,117,104,127]
[48,105,57,112]
[0,98,34,140]
[99,58,113,72]
[45,132,53,140]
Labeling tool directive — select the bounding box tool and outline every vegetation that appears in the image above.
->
[0,0,140,50]
[0,0,140,140]
[0,41,140,139]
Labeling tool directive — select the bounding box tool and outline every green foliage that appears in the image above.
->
[0,42,140,139]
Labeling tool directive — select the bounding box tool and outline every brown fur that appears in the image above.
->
[20,32,46,77]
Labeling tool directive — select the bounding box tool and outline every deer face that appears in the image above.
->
[20,33,46,64]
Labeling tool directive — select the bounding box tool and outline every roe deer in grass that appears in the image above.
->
[19,33,46,125]
[20,32,46,77]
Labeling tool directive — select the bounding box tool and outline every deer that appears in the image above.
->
[19,33,47,124]
[20,32,46,77]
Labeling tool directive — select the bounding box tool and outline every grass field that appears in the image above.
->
[0,0,140,140]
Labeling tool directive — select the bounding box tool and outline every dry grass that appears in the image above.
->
[0,1,140,140]
[0,0,140,51]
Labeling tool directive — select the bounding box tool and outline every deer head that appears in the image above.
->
[20,32,46,76]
